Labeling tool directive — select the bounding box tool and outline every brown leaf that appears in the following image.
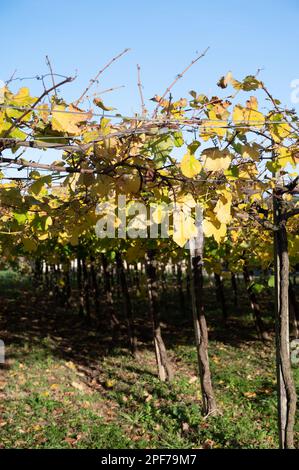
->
[243,391,257,398]
[188,376,198,384]
[71,381,88,392]
[203,439,215,449]
[182,422,190,433]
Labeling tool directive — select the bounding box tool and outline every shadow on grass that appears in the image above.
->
[0,273,276,377]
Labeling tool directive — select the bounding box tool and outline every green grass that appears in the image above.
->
[1,346,131,448]
[2,339,297,448]
[0,272,298,449]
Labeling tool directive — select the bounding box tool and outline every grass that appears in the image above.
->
[0,270,298,449]
[0,344,132,449]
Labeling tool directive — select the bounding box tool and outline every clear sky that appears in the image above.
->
[1,0,299,176]
[1,0,299,113]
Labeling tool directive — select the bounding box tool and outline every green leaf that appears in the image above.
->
[251,282,265,294]
[29,170,41,180]
[43,216,53,230]
[266,160,281,174]
[93,98,115,111]
[13,212,27,225]
[187,140,201,154]
[241,75,262,91]
[268,275,275,288]
[224,166,239,179]
[29,175,52,196]
[172,131,184,147]
[9,127,27,140]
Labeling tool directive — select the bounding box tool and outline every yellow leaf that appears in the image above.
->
[269,115,291,142]
[201,148,231,172]
[0,86,6,104]
[151,204,167,224]
[10,87,36,106]
[238,163,258,179]
[203,218,227,243]
[246,96,258,111]
[277,147,296,168]
[45,216,53,230]
[282,193,293,202]
[230,230,239,242]
[214,194,232,225]
[105,379,116,389]
[176,193,197,208]
[38,232,49,241]
[37,104,50,123]
[232,105,244,124]
[233,99,265,128]
[249,192,262,202]
[172,230,188,248]
[212,356,220,364]
[200,110,227,140]
[173,212,197,247]
[33,424,42,431]
[52,104,91,134]
[181,152,202,178]
[244,97,265,128]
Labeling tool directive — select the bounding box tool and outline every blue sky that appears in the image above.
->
[1,0,299,176]
[1,0,299,113]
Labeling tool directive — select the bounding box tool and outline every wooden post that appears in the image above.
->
[273,184,297,448]
[189,221,217,416]
[146,249,173,381]
[115,252,137,356]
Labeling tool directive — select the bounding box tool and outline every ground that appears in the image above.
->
[0,270,298,449]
